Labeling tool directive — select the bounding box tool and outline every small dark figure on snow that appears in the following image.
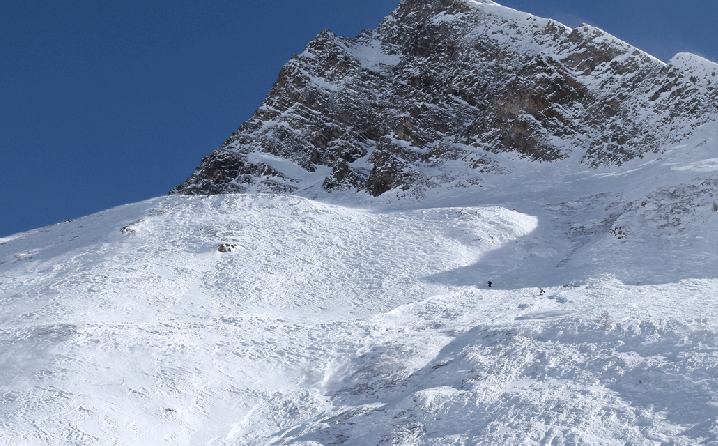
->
[539,288,545,296]
[488,281,492,288]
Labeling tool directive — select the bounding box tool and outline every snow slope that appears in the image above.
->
[4,0,718,442]
[3,117,718,443]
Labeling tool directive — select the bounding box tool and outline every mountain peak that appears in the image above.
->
[670,51,718,73]
[172,0,717,198]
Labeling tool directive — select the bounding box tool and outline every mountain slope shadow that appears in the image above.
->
[423,215,576,290]
[423,194,718,290]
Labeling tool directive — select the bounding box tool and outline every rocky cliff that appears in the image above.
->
[172,0,718,198]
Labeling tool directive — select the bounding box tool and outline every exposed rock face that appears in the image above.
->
[172,0,718,197]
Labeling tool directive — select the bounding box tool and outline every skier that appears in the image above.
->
[539,288,545,296]
[488,281,492,288]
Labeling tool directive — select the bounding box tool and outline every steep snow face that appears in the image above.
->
[3,120,718,443]
[173,0,717,199]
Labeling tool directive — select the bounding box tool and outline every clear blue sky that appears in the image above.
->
[2,0,716,237]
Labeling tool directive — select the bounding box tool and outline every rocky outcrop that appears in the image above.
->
[172,0,718,197]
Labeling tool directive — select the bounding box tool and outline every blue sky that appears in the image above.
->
[1,0,717,237]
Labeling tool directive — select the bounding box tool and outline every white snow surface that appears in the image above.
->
[346,38,402,71]
[4,2,718,444]
[3,118,718,444]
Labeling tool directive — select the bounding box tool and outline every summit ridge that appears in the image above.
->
[172,0,718,199]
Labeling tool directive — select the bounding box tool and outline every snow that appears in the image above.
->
[3,116,718,443]
[3,1,718,444]
[345,38,401,71]
[246,152,332,185]
[430,12,465,25]
[669,52,718,75]
[672,157,718,173]
[307,75,341,92]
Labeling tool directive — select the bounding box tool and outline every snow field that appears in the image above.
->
[0,194,534,444]
[2,190,718,444]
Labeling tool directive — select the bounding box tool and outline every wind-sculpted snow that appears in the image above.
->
[0,194,536,444]
[3,155,718,443]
